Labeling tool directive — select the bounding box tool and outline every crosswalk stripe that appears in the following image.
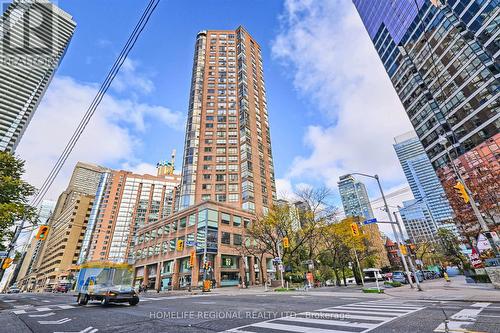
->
[12,310,26,314]
[226,300,425,333]
[36,307,52,312]
[251,321,352,333]
[335,305,418,312]
[319,308,401,317]
[279,316,376,329]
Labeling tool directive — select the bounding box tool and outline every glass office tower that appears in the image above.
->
[394,131,460,241]
[353,0,499,234]
[0,1,76,151]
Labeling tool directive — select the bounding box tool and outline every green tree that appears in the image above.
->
[436,228,467,268]
[0,152,37,251]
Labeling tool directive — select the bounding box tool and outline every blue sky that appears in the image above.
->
[15,0,416,234]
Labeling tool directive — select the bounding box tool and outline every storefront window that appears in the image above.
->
[162,261,173,274]
[221,255,238,269]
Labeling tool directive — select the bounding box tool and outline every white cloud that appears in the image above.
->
[16,75,183,200]
[272,0,413,195]
[120,161,158,176]
[112,58,155,95]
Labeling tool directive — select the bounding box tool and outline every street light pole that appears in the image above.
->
[373,174,415,289]
[393,211,423,291]
[347,173,415,289]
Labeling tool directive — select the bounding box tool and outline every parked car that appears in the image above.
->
[410,271,424,283]
[53,283,71,293]
[392,271,407,284]
[7,287,20,294]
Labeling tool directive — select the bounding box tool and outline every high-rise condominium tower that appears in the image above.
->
[178,27,276,214]
[338,175,374,220]
[0,0,76,151]
[353,0,499,233]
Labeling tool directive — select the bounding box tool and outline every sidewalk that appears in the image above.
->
[384,276,500,302]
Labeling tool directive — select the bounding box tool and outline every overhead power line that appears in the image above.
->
[31,0,160,207]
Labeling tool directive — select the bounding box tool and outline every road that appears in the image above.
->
[0,291,499,332]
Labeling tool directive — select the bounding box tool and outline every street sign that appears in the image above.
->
[186,240,198,246]
[363,218,377,225]
[0,251,8,259]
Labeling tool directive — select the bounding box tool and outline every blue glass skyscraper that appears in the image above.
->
[353,0,499,234]
[394,131,459,242]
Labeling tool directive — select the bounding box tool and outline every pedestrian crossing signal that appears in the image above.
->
[35,226,49,241]
[350,223,360,237]
[176,239,184,251]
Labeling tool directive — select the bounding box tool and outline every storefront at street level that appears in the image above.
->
[133,201,273,289]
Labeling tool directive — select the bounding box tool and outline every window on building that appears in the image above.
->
[179,217,187,229]
[233,216,241,227]
[233,234,242,246]
[221,232,230,244]
[221,213,230,224]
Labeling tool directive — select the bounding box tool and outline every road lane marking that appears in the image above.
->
[29,312,55,317]
[38,317,71,325]
[3,300,16,303]
[226,300,424,333]
[434,303,491,332]
[470,302,491,308]
[36,307,52,312]
[54,326,98,333]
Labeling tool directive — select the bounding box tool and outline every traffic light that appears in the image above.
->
[453,181,470,203]
[350,223,360,237]
[176,239,184,251]
[399,244,408,255]
[2,258,13,270]
[283,237,289,248]
[35,225,50,241]
[189,251,196,267]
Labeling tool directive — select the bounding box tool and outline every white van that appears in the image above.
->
[363,268,383,282]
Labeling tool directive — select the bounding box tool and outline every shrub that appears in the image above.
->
[471,275,491,283]
[362,288,384,294]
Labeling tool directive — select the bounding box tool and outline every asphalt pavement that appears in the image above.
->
[0,289,499,332]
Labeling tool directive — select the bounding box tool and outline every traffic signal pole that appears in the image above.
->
[440,137,498,256]
[0,220,25,282]
[393,212,423,291]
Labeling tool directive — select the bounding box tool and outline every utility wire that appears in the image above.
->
[31,0,160,207]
